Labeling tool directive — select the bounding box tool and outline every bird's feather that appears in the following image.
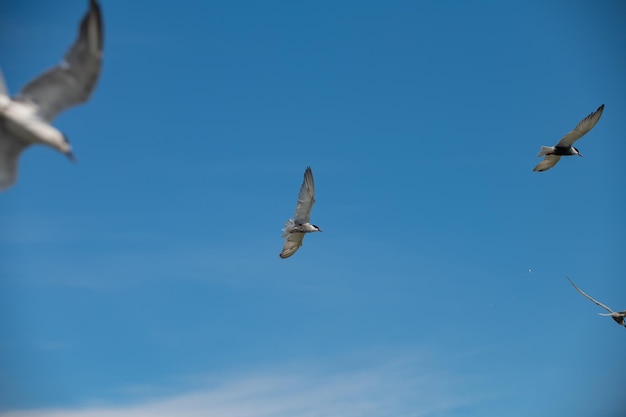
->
[533,154,561,172]
[0,68,7,96]
[536,146,554,157]
[279,231,305,258]
[0,127,29,190]
[293,166,315,224]
[556,104,604,148]
[15,0,104,122]
[567,276,614,313]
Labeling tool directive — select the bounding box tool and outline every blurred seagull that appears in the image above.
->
[533,104,604,172]
[567,276,626,327]
[279,166,322,259]
[0,0,104,191]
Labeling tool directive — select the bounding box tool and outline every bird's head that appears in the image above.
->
[312,224,322,232]
[32,123,74,159]
[573,146,583,157]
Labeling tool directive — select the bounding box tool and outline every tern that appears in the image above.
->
[0,0,104,191]
[279,166,322,259]
[567,277,626,327]
[533,104,604,172]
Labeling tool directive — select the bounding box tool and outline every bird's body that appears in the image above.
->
[279,167,322,259]
[0,95,69,150]
[0,0,103,191]
[567,277,626,327]
[542,145,580,156]
[533,104,604,172]
[283,219,320,235]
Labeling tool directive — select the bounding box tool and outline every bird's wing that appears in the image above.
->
[0,68,7,96]
[556,104,604,148]
[567,276,614,313]
[15,0,104,122]
[293,166,315,224]
[0,129,29,191]
[279,232,305,259]
[533,154,561,172]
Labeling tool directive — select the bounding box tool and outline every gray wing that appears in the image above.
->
[556,104,604,148]
[279,232,305,259]
[0,129,30,191]
[567,276,614,313]
[15,0,104,122]
[293,166,315,224]
[533,154,561,172]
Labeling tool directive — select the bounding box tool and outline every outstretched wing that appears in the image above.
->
[293,166,315,224]
[556,104,604,148]
[279,232,305,259]
[533,154,561,172]
[567,276,614,314]
[0,129,30,191]
[16,0,104,121]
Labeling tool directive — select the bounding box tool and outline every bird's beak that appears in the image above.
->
[578,153,583,158]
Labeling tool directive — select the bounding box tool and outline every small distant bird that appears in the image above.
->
[279,166,322,259]
[0,0,104,191]
[567,276,626,327]
[533,104,604,172]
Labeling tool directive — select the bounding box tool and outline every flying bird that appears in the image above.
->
[279,166,322,259]
[533,104,604,172]
[567,276,626,327]
[0,0,104,191]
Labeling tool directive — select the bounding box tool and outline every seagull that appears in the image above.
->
[567,276,626,327]
[533,104,604,172]
[0,0,104,191]
[279,166,322,259]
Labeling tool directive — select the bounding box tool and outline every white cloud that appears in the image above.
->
[0,356,486,417]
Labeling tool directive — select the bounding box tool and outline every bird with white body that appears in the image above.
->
[567,277,626,327]
[533,104,604,172]
[279,166,322,259]
[0,0,104,191]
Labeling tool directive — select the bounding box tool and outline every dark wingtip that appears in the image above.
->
[66,152,78,163]
[82,0,104,51]
[593,104,605,118]
[89,0,102,18]
[303,166,314,182]
[93,0,104,50]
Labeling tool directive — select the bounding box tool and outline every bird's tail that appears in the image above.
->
[537,146,554,157]
[281,219,296,238]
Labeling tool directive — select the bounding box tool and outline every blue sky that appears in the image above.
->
[1,0,625,416]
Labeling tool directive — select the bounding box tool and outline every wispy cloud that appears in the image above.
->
[0,355,487,417]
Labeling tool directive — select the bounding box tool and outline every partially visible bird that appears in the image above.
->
[567,276,626,327]
[279,166,322,259]
[0,0,104,191]
[533,104,604,172]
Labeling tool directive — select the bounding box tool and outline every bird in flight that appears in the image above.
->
[567,276,626,327]
[0,0,104,191]
[279,166,322,259]
[533,104,604,172]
